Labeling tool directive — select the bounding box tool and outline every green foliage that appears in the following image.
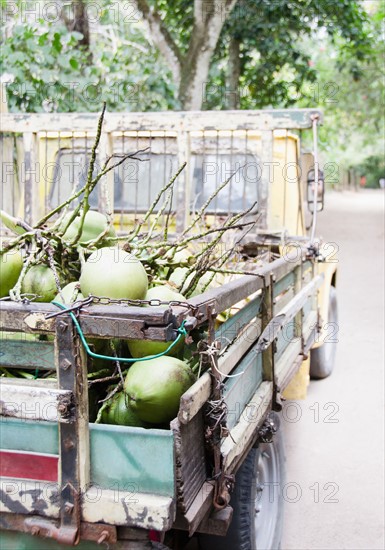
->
[1,3,177,112]
[294,4,384,178]
[204,0,372,109]
[1,23,86,111]
[354,156,385,188]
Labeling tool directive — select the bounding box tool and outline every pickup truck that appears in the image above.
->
[0,108,338,549]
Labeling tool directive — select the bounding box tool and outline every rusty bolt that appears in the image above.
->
[64,502,74,514]
[64,437,74,450]
[61,358,72,370]
[57,403,68,415]
[97,531,110,544]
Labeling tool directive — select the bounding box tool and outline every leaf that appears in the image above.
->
[53,32,63,53]
[69,58,79,70]
[38,33,49,46]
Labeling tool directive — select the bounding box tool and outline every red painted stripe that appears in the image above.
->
[0,450,58,482]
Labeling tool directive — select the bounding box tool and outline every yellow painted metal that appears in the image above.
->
[313,254,338,349]
[282,356,310,400]
[268,132,305,236]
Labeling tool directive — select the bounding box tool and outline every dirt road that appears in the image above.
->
[281,190,385,549]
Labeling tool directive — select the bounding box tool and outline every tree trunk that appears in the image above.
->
[131,0,238,110]
[227,37,241,109]
[178,33,218,110]
[178,12,233,110]
[61,0,91,54]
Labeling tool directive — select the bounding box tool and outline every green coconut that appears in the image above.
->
[53,281,84,304]
[21,265,59,302]
[60,210,116,246]
[124,357,196,424]
[0,246,23,298]
[99,391,150,427]
[127,285,186,358]
[80,247,148,300]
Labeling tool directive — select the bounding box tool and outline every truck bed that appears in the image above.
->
[0,252,322,545]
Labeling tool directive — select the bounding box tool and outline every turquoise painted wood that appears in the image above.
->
[302,296,313,318]
[224,346,263,430]
[273,271,295,298]
[275,319,297,360]
[0,340,55,370]
[89,424,175,497]
[215,293,262,347]
[0,418,58,454]
[0,419,175,498]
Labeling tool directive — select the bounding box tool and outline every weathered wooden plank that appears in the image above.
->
[255,274,324,354]
[0,381,72,423]
[178,374,211,425]
[0,478,60,518]
[0,417,58,454]
[173,481,215,536]
[0,109,323,134]
[0,339,54,370]
[0,301,177,340]
[178,317,262,424]
[215,292,262,349]
[275,298,318,392]
[0,478,175,532]
[275,319,296,360]
[221,381,273,473]
[0,256,299,337]
[174,255,300,324]
[275,309,318,392]
[196,506,233,536]
[273,287,295,314]
[82,487,175,531]
[224,347,263,430]
[90,424,175,498]
[171,413,206,514]
[273,270,295,298]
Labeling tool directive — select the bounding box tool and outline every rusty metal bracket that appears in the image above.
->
[56,316,83,544]
[258,412,281,444]
[0,513,117,545]
[24,516,78,546]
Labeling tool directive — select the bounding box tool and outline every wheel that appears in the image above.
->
[310,285,338,379]
[199,424,285,550]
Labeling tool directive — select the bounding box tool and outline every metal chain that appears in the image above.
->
[87,295,195,310]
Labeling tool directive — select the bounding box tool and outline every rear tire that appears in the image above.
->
[199,424,285,550]
[310,286,338,379]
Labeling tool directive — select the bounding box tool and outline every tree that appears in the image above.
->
[130,0,372,109]
[1,0,376,112]
[276,2,384,187]
[131,0,238,109]
[0,0,177,112]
